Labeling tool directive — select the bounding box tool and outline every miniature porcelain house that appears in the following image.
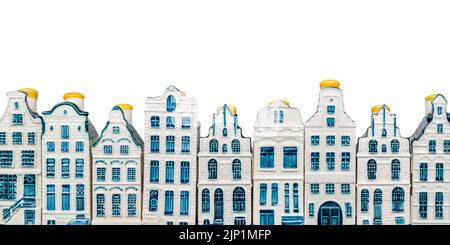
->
[197,104,252,225]
[357,105,411,225]
[304,80,357,225]
[143,86,199,225]
[0,88,44,225]
[92,104,144,225]
[410,94,450,224]
[41,92,98,225]
[253,100,305,225]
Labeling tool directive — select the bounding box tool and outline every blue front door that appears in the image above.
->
[24,175,36,198]
[214,189,224,225]
[260,210,275,225]
[318,201,342,225]
[24,210,35,225]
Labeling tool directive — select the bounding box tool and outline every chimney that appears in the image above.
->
[116,104,133,124]
[64,92,85,111]
[19,88,38,112]
[425,94,437,116]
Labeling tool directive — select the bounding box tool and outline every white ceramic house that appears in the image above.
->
[92,104,144,225]
[0,88,44,225]
[357,105,411,225]
[253,100,305,225]
[143,86,199,225]
[41,92,98,225]
[411,94,450,224]
[198,104,252,225]
[304,80,356,225]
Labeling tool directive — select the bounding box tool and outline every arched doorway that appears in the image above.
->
[318,201,342,225]
[214,189,224,225]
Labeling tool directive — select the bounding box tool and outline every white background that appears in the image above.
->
[0,0,449,138]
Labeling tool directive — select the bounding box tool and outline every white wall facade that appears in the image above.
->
[411,94,450,224]
[143,86,198,225]
[304,80,356,225]
[253,100,304,225]
[0,90,43,225]
[92,106,143,225]
[357,105,411,225]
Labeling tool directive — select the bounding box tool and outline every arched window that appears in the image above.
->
[222,144,227,153]
[368,159,377,180]
[166,95,176,112]
[391,159,400,180]
[391,140,400,153]
[369,140,378,153]
[233,187,245,212]
[392,187,404,212]
[361,189,369,212]
[232,159,241,180]
[209,139,218,153]
[202,189,210,212]
[231,139,240,153]
[203,219,210,225]
[208,159,217,180]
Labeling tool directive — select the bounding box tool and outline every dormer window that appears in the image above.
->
[437,106,443,115]
[12,114,23,125]
[327,105,335,114]
[166,95,176,112]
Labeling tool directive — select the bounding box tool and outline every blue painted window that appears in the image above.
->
[12,132,22,144]
[326,135,335,145]
[436,163,444,181]
[209,139,218,153]
[368,159,377,180]
[0,175,16,200]
[283,147,297,168]
[28,132,35,145]
[222,144,227,153]
[46,185,55,211]
[208,159,217,179]
[166,116,175,128]
[341,152,350,171]
[223,128,227,136]
[325,183,335,194]
[391,140,399,153]
[437,124,443,133]
[120,145,129,155]
[62,185,70,211]
[311,152,320,170]
[233,187,245,212]
[61,142,69,152]
[166,95,176,112]
[112,126,120,134]
[46,158,55,177]
[149,190,158,212]
[234,217,246,225]
[75,141,84,152]
[0,151,13,167]
[419,192,427,219]
[429,139,436,153]
[382,129,387,137]
[308,203,314,217]
[150,116,160,128]
[363,220,370,225]
[164,191,174,215]
[435,192,443,219]
[202,189,210,212]
[437,106,443,115]
[181,161,190,183]
[420,163,428,181]
[231,139,240,153]
[341,184,350,194]
[361,189,369,212]
[310,183,319,194]
[392,187,404,212]
[260,184,267,205]
[128,194,137,216]
[391,159,400,180]
[180,191,189,215]
[232,159,241,180]
[97,167,106,181]
[181,136,190,153]
[374,189,382,224]
[181,117,191,129]
[150,160,159,182]
[103,145,113,154]
[369,139,377,153]
[61,159,70,178]
[47,142,55,152]
[12,114,23,125]
[327,105,335,114]
[293,183,299,213]
[260,210,275,225]
[21,150,34,166]
[150,135,160,153]
[75,159,84,178]
[279,110,284,123]
[345,203,352,217]
[326,117,335,127]
[165,161,174,183]
[326,152,335,170]
[112,194,121,216]
[271,184,278,205]
[260,147,274,168]
[0,132,5,144]
[311,135,320,145]
[76,184,85,211]
[274,110,284,123]
[127,167,136,182]
[341,135,350,146]
[395,217,405,225]
[112,168,120,182]
[444,140,450,153]
[382,144,387,153]
[284,184,290,213]
[61,125,70,139]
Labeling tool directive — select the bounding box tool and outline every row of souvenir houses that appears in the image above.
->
[0,80,448,225]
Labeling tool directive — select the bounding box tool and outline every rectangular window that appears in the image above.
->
[279,110,284,123]
[310,183,319,194]
[326,152,335,170]
[325,183,335,194]
[46,185,55,211]
[150,135,160,153]
[327,105,335,114]
[326,135,335,146]
[260,147,274,168]
[311,135,320,145]
[341,135,350,146]
[103,145,113,154]
[112,126,120,134]
[150,116,160,128]
[128,194,137,216]
[0,175,17,200]
[47,142,55,152]
[112,194,121,217]
[28,132,35,145]
[61,125,70,139]
[180,161,190,183]
[181,136,190,153]
[75,141,84,152]
[437,124,443,133]
[165,191,174,215]
[61,142,69,153]
[120,145,129,155]
[274,110,278,123]
[341,152,350,171]
[271,184,278,205]
[12,132,22,144]
[127,167,136,182]
[0,132,5,144]
[395,217,405,225]
[112,168,121,182]
[260,184,267,205]
[437,106,443,115]
[75,159,84,178]
[420,163,428,181]
[419,192,427,219]
[0,151,13,167]
[345,203,352,217]
[149,190,158,212]
[436,163,444,181]
[284,184,290,213]
[166,116,175,128]
[429,140,436,153]
[61,159,70,178]
[435,192,443,219]
[165,161,174,183]
[21,150,35,166]
[12,114,23,125]
[166,136,175,153]
[311,152,320,170]
[181,117,191,129]
[97,167,106,182]
[341,184,350,194]
[150,160,159,183]
[283,147,298,168]
[180,191,189,215]
[62,185,70,211]
[444,140,450,153]
[97,194,105,217]
[76,185,85,211]
[309,203,314,217]
[326,117,335,127]
[46,158,55,178]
